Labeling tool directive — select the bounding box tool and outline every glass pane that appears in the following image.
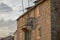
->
[25,31,31,40]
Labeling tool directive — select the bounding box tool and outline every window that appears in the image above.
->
[38,27,41,36]
[52,30,57,40]
[27,17,36,29]
[57,32,60,40]
[25,31,31,40]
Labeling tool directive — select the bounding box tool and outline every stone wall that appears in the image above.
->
[51,0,60,40]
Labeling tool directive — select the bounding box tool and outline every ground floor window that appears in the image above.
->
[38,27,41,37]
[57,32,60,40]
[52,30,60,40]
[25,31,31,40]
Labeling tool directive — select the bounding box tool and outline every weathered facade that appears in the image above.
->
[16,0,60,40]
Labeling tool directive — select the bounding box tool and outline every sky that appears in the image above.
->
[0,0,35,38]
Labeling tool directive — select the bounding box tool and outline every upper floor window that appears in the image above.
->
[26,17,36,29]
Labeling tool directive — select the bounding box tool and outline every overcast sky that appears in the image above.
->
[0,0,35,38]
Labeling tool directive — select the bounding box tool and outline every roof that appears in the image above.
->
[25,6,34,10]
[33,0,39,3]
[17,0,46,21]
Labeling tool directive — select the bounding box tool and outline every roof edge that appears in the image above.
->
[17,0,46,21]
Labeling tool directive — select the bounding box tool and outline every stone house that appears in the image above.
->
[15,0,60,40]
